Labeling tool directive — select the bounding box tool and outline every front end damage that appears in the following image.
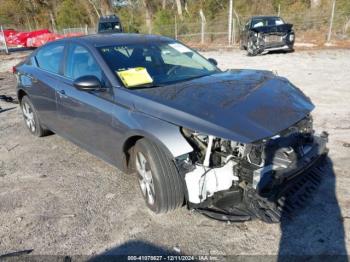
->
[176,115,328,223]
[248,24,295,56]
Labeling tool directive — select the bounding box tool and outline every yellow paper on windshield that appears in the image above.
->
[116,67,153,88]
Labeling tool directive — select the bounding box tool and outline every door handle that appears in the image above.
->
[58,90,68,98]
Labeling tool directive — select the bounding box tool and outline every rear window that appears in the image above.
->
[98,22,122,33]
[35,43,65,74]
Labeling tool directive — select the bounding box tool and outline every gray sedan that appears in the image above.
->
[14,34,328,223]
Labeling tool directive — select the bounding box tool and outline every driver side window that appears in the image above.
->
[65,44,102,81]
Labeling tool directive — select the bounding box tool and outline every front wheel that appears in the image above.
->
[133,139,185,213]
[247,36,264,56]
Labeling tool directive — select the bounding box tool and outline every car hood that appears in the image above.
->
[251,23,293,33]
[130,70,314,143]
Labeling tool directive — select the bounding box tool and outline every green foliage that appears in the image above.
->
[0,0,25,27]
[0,0,350,35]
[336,0,350,13]
[56,0,89,29]
[115,6,143,33]
[153,9,174,36]
[199,0,227,21]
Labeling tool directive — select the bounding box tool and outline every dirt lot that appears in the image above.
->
[0,49,350,258]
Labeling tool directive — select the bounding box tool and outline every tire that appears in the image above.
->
[133,139,184,213]
[247,39,258,56]
[286,46,295,53]
[20,95,50,137]
[247,36,264,56]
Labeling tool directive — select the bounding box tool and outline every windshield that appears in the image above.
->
[251,17,284,28]
[98,41,220,88]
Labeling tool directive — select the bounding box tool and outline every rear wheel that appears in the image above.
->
[133,139,184,213]
[20,96,50,137]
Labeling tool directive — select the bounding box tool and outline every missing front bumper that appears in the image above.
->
[191,134,329,223]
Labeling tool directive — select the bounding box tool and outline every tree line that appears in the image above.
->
[0,0,349,34]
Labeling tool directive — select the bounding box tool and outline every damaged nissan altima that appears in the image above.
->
[15,34,328,223]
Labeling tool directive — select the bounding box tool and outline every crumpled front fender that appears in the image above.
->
[122,111,193,158]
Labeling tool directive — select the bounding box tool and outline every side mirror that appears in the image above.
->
[208,58,218,66]
[73,75,103,91]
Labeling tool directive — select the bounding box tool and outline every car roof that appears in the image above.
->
[68,33,174,47]
[99,15,120,22]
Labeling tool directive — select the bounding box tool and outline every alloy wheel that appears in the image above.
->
[135,151,155,205]
[22,102,36,133]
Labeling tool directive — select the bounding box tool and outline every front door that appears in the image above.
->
[56,43,118,163]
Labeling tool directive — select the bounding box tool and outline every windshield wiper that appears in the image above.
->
[131,72,219,88]
[129,83,164,89]
[186,73,214,81]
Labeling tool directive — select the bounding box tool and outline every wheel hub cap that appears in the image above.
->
[135,152,155,205]
[22,102,35,132]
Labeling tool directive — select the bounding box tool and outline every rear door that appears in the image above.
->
[21,42,65,130]
[56,42,118,163]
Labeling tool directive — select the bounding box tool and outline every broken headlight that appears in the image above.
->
[180,115,315,203]
[289,33,295,42]
[181,127,248,168]
[180,128,241,203]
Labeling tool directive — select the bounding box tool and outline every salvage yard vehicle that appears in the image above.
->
[240,16,295,56]
[97,15,123,34]
[14,34,328,223]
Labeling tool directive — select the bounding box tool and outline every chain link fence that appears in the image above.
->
[61,27,96,35]
[2,10,350,50]
[118,10,350,48]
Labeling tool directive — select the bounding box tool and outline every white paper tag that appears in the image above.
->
[169,43,192,53]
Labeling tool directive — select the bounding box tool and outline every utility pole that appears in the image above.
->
[199,9,206,45]
[49,12,57,33]
[175,15,178,40]
[228,0,233,46]
[1,26,9,54]
[232,18,236,45]
[175,0,183,20]
[327,0,336,42]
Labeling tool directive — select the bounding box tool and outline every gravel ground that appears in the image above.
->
[0,49,349,258]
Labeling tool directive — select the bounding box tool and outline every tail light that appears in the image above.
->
[12,66,17,74]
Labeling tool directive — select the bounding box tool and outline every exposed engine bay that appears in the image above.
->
[176,115,328,223]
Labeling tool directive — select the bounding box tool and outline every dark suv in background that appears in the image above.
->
[240,16,295,56]
[97,15,123,34]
